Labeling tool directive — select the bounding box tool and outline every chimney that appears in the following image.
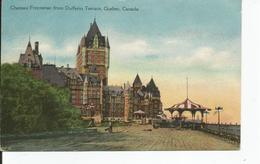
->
[35,41,39,54]
[67,64,69,68]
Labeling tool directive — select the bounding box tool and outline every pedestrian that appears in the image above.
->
[109,121,113,133]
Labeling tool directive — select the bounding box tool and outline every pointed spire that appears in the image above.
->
[27,40,32,47]
[27,34,32,47]
[133,74,142,86]
[86,18,101,40]
[149,78,156,86]
[25,37,33,54]
[147,77,157,91]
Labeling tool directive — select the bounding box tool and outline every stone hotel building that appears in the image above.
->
[18,19,163,123]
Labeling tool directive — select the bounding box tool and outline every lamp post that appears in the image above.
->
[111,94,116,121]
[215,106,223,134]
[203,110,209,124]
[169,109,174,119]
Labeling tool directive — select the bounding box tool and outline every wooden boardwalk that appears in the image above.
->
[2,125,239,151]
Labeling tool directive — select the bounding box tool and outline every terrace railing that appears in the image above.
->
[202,123,240,143]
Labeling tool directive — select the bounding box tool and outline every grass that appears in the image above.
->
[1,125,239,151]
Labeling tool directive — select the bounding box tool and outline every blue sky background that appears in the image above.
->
[1,0,241,122]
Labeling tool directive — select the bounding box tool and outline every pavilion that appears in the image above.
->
[133,110,146,124]
[165,78,211,123]
[165,98,211,122]
[134,110,146,119]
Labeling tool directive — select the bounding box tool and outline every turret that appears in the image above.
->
[35,41,39,54]
[133,74,142,88]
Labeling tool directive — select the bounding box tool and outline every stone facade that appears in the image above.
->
[129,74,163,121]
[76,19,110,86]
[123,82,133,122]
[17,20,163,124]
[81,70,103,123]
[101,74,163,122]
[103,86,125,121]
[18,40,43,79]
[58,66,84,107]
[73,20,162,123]
[74,19,110,123]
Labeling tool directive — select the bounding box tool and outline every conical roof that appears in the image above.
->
[86,19,102,41]
[25,41,33,54]
[147,78,156,90]
[27,40,32,47]
[133,74,142,86]
[168,98,211,111]
[78,19,108,48]
[146,78,160,97]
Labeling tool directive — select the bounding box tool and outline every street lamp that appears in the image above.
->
[111,94,116,121]
[203,110,210,124]
[215,106,223,133]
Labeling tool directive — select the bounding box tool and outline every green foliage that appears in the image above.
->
[0,63,86,134]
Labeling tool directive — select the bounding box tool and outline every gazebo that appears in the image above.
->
[134,110,146,119]
[133,110,146,124]
[165,98,211,122]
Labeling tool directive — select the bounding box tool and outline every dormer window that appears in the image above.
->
[93,34,98,48]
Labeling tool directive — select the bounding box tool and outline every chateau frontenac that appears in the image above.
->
[18,19,163,124]
[76,18,110,86]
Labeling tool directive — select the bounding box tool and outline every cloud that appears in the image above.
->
[107,30,240,75]
[107,30,158,59]
[173,46,240,72]
[115,39,155,56]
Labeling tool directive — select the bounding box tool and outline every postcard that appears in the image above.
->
[1,0,241,151]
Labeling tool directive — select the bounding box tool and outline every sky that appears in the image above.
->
[1,0,241,123]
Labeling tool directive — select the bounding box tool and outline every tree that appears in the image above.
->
[1,63,86,134]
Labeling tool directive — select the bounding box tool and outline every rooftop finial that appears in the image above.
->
[27,34,32,47]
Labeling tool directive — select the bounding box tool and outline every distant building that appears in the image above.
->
[17,20,163,124]
[74,19,110,123]
[144,78,162,118]
[103,86,125,121]
[102,74,163,122]
[128,74,163,122]
[42,64,66,87]
[76,18,110,85]
[58,66,84,108]
[73,20,162,123]
[81,66,103,123]
[18,40,43,78]
[123,82,133,122]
